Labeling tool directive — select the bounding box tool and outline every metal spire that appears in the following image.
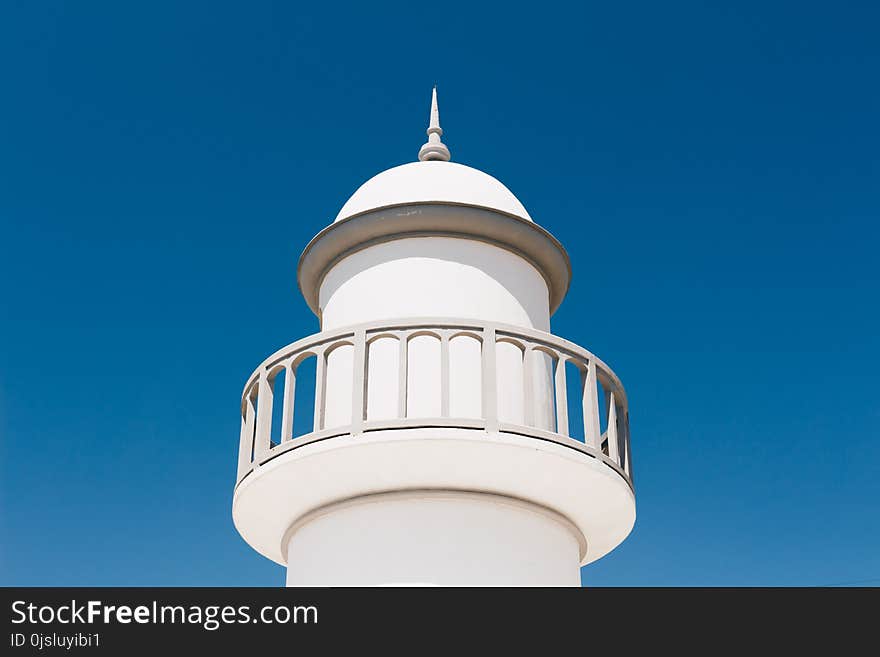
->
[418,86,451,162]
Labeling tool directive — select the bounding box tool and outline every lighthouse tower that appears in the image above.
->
[232,89,635,586]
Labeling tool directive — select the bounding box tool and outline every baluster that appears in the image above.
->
[280,361,295,443]
[237,388,257,479]
[253,371,274,463]
[397,334,408,418]
[313,350,326,432]
[554,356,569,437]
[522,345,535,427]
[618,406,629,475]
[583,360,602,451]
[440,331,450,418]
[624,410,634,481]
[482,326,498,432]
[351,329,366,434]
[606,390,620,465]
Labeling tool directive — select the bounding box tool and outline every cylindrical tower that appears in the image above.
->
[232,88,635,586]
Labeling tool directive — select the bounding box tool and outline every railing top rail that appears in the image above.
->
[242,317,627,406]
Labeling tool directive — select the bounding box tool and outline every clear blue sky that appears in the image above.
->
[1,1,878,586]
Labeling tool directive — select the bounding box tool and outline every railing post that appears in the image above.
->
[522,346,535,427]
[397,333,408,418]
[280,361,296,444]
[554,356,569,437]
[237,389,257,480]
[440,331,450,418]
[351,329,366,434]
[253,371,273,463]
[606,391,620,465]
[482,326,499,432]
[313,350,326,432]
[624,410,634,483]
[583,360,602,451]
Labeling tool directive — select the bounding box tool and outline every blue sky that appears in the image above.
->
[1,1,877,586]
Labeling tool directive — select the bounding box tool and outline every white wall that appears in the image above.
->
[285,493,581,586]
[319,237,550,331]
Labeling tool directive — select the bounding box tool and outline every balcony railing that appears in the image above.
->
[236,318,632,490]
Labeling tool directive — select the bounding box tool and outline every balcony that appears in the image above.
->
[236,318,632,492]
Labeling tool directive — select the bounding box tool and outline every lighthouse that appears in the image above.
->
[232,89,635,586]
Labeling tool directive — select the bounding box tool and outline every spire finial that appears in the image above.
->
[418,86,451,162]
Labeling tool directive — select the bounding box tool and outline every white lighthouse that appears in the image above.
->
[232,88,635,586]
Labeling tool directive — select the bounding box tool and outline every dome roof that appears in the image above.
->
[334,161,533,223]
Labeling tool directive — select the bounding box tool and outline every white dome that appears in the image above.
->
[334,161,533,223]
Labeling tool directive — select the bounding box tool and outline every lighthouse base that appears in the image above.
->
[233,428,636,577]
[284,491,582,586]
